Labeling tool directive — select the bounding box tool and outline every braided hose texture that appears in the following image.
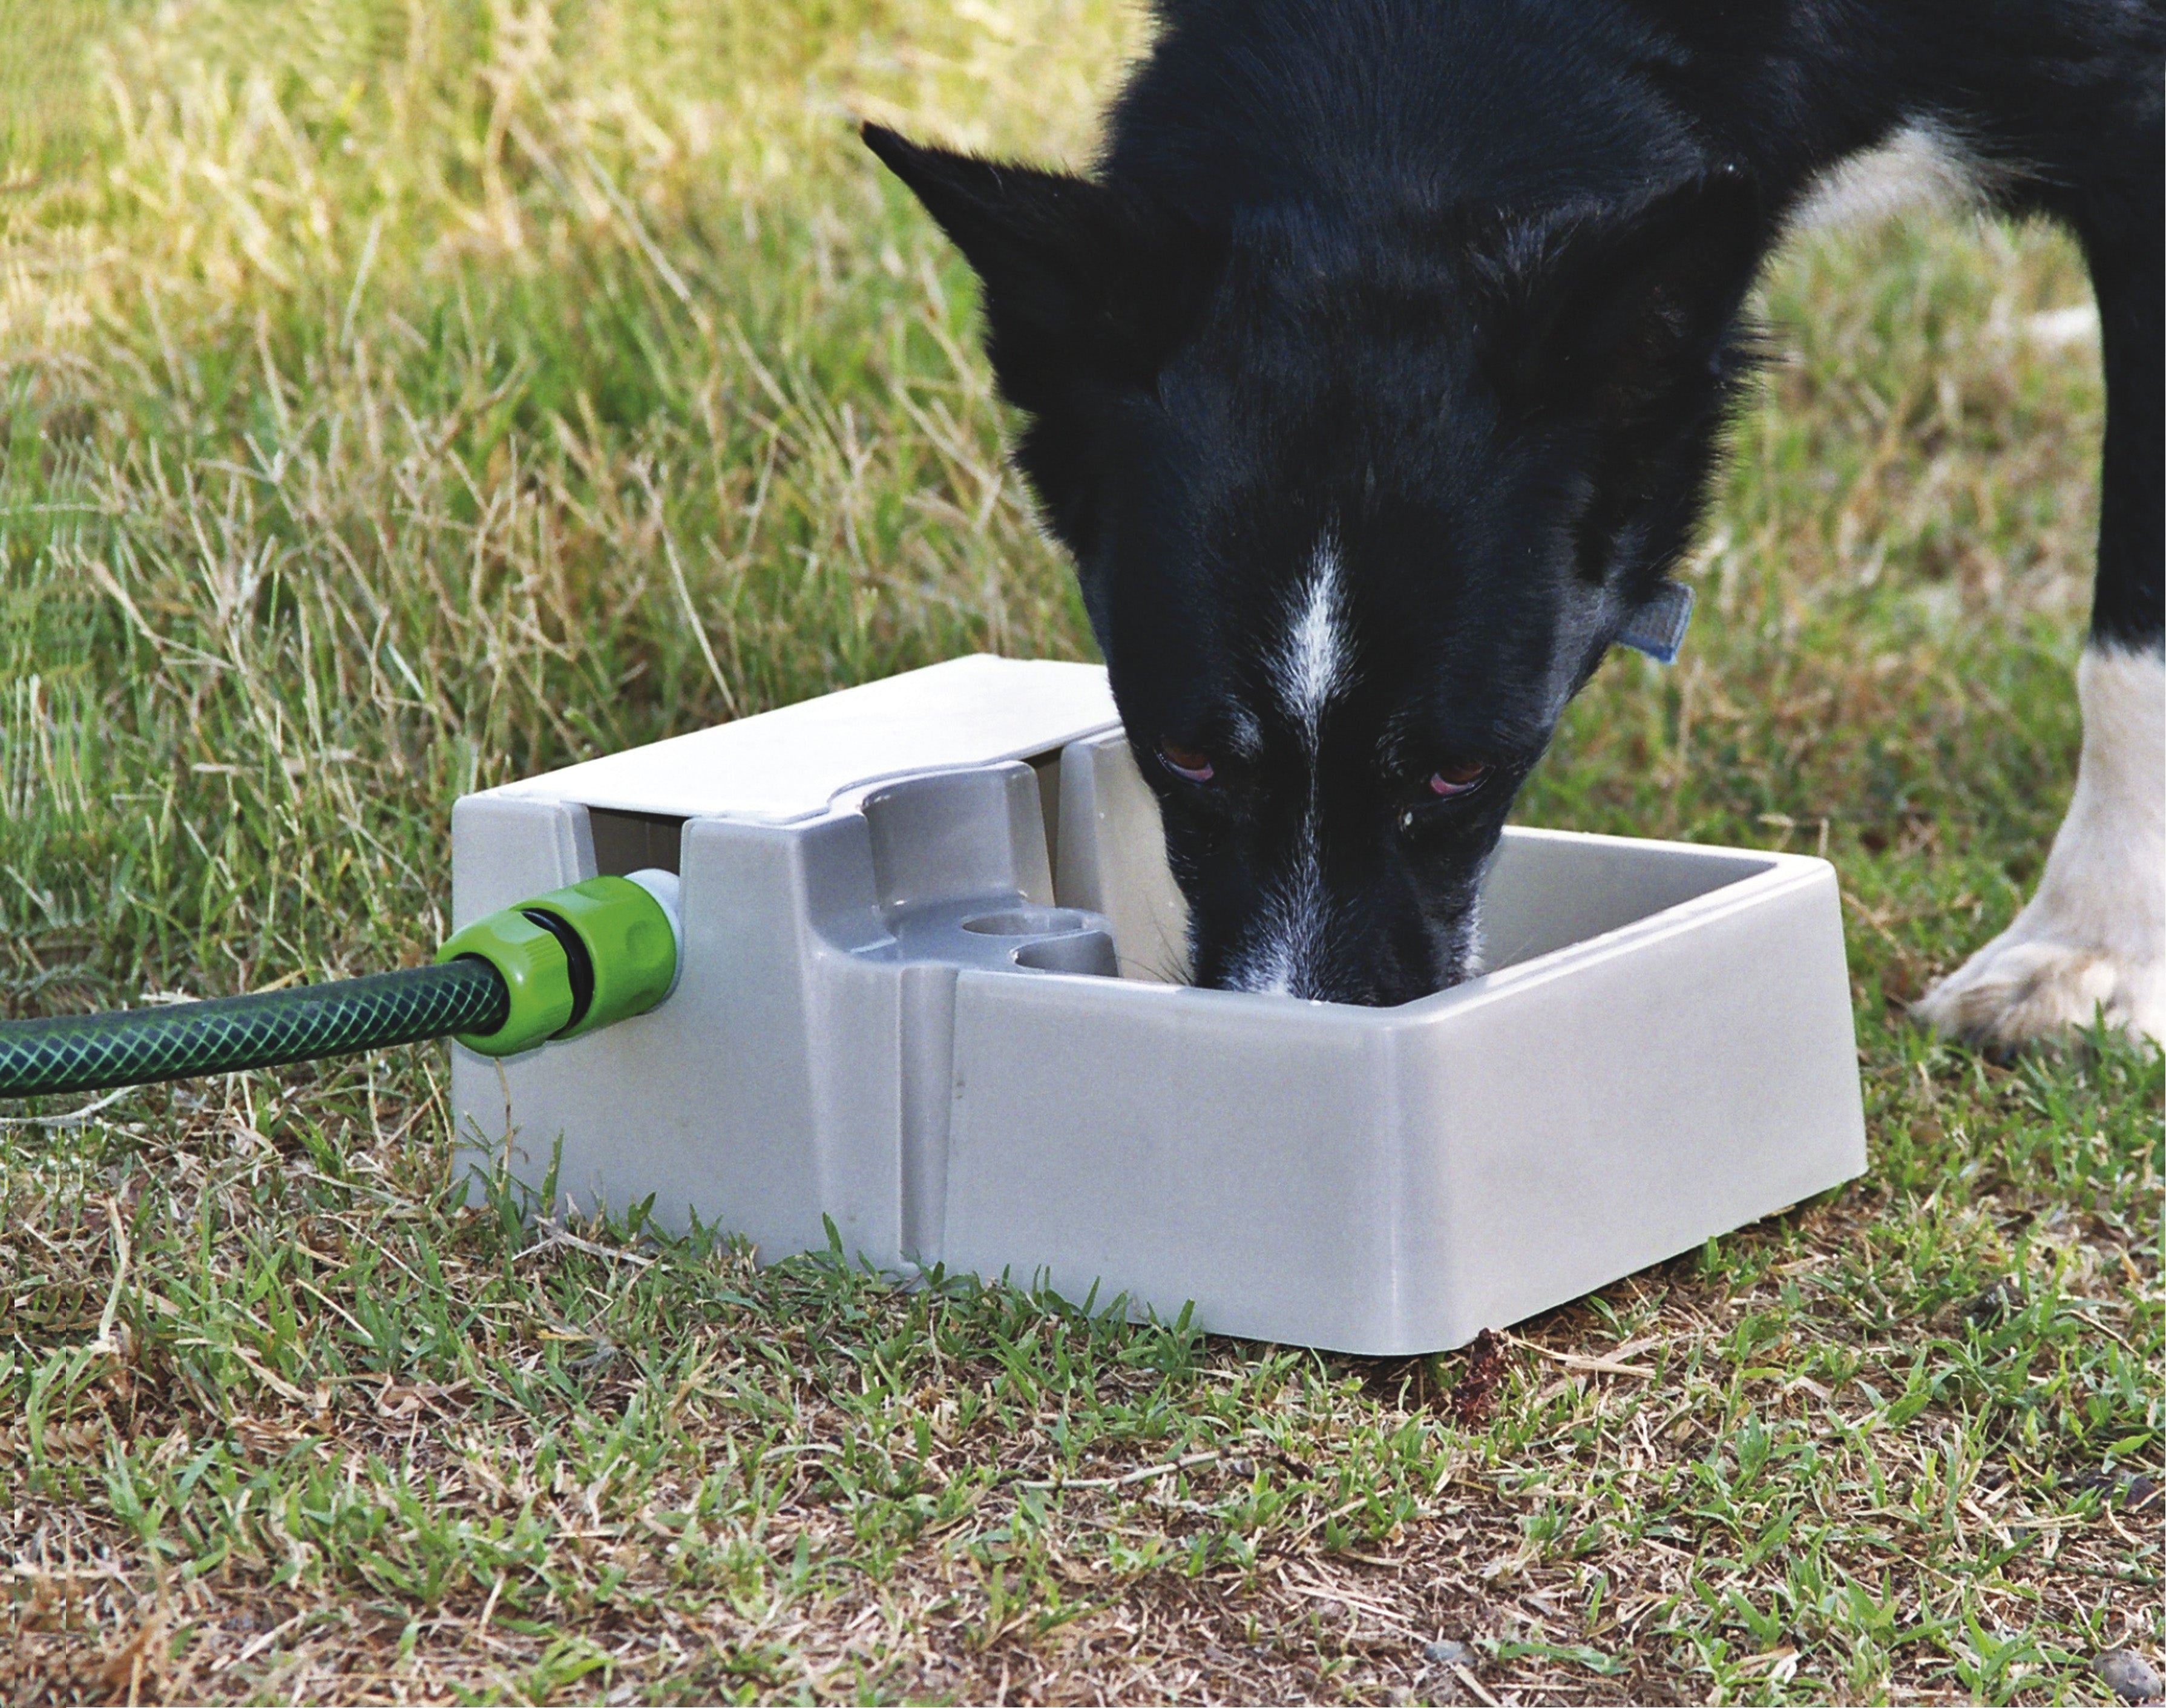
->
[0,960,508,1099]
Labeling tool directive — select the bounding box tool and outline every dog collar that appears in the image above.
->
[1616,581,1695,665]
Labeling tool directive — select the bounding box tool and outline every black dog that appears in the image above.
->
[865,0,2163,1044]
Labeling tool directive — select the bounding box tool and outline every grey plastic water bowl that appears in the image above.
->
[449,655,1865,1354]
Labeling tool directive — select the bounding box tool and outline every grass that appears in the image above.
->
[1,1,2159,1701]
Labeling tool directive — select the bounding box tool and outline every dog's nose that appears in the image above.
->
[1323,915,1484,1006]
[1199,923,1464,1006]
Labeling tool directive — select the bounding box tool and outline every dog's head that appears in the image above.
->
[866,125,1764,1003]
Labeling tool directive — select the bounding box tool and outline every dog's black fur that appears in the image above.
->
[867,0,2164,1006]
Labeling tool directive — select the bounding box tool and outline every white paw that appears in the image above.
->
[1915,646,2164,1052]
[1914,931,2160,1049]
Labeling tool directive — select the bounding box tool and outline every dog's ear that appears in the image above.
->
[1478,165,1766,427]
[862,124,1222,411]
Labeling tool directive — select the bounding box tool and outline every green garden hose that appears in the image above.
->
[0,960,510,1099]
[0,871,681,1101]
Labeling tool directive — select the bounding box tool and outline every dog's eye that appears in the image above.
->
[1158,742,1215,784]
[1426,761,1490,799]
[1399,760,1492,829]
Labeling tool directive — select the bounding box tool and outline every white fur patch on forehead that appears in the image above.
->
[1230,530,1352,997]
[1273,532,1351,735]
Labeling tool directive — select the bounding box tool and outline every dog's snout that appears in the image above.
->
[1191,884,1478,1006]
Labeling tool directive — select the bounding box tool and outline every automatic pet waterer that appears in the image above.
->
[447,655,1866,1354]
[0,653,1865,1353]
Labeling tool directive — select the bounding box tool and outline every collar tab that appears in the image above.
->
[1616,581,1694,665]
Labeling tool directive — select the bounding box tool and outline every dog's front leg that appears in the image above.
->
[1915,645,2163,1049]
[1917,198,2163,1051]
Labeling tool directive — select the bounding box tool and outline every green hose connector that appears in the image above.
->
[435,910,574,1055]
[522,874,678,1041]
[0,869,683,1099]
[436,874,678,1056]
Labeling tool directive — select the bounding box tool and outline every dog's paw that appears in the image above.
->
[1918,646,2165,1053]
[1914,931,2161,1050]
